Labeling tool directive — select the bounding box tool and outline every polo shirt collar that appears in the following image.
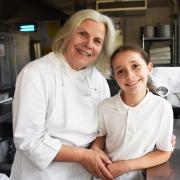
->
[115,89,153,111]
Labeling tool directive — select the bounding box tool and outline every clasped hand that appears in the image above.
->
[79,148,114,180]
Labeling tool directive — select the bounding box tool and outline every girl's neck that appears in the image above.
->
[121,89,147,107]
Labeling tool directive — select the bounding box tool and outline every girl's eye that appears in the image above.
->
[117,69,124,74]
[132,64,140,69]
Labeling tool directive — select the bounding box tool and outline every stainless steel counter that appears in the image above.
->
[147,119,180,180]
[146,149,180,180]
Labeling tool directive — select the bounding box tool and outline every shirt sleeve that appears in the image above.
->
[13,65,62,170]
[156,102,174,152]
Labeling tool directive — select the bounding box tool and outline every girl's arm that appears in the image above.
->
[107,149,171,178]
[91,136,106,151]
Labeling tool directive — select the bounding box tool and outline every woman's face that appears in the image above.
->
[64,19,106,70]
[112,50,153,96]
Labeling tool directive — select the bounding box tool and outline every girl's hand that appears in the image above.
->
[171,134,176,151]
[107,160,130,178]
[79,148,113,180]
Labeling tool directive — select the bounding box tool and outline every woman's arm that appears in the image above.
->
[107,150,171,178]
[13,67,63,171]
[54,144,113,180]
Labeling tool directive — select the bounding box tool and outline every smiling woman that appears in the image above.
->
[10,9,116,180]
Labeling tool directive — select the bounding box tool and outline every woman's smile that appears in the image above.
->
[76,47,92,57]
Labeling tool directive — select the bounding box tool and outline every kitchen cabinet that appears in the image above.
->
[0,31,30,176]
[0,32,30,91]
[142,34,175,66]
[0,100,14,176]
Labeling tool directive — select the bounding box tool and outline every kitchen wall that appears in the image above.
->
[124,7,171,45]
[0,1,177,60]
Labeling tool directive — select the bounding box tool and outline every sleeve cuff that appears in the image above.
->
[27,134,62,171]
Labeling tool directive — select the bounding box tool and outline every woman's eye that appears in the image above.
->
[79,31,86,36]
[78,31,87,37]
[95,39,103,46]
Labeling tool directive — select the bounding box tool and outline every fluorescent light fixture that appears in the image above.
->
[18,23,37,32]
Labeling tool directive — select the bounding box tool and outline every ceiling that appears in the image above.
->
[0,0,178,23]
[0,0,70,22]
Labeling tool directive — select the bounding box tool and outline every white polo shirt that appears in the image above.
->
[98,91,173,162]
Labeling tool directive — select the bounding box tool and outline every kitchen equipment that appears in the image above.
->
[157,24,171,38]
[173,92,180,105]
[144,25,154,38]
[156,86,169,98]
[0,32,30,90]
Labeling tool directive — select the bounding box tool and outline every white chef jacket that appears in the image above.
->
[96,91,173,180]
[10,52,110,180]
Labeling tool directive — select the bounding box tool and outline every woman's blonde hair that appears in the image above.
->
[52,9,116,78]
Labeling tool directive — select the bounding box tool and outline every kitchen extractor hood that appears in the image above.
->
[96,0,147,16]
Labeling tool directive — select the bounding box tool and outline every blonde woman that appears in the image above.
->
[10,9,116,180]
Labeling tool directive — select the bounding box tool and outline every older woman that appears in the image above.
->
[10,9,116,180]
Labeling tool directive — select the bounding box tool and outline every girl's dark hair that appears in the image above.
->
[110,44,158,95]
[111,44,150,66]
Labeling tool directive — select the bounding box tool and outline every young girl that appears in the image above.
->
[92,44,174,180]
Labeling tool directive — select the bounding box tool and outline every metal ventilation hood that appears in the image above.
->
[96,0,147,16]
[95,0,172,16]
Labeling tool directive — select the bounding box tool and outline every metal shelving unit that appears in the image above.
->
[142,34,175,66]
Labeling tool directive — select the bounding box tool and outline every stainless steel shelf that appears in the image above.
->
[142,34,175,66]
[143,37,173,41]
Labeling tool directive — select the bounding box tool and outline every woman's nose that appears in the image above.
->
[85,38,93,49]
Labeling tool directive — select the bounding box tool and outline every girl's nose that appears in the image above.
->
[126,70,135,79]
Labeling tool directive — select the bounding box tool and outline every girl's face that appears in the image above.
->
[112,50,153,96]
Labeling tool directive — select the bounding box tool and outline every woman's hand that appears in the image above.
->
[78,148,113,180]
